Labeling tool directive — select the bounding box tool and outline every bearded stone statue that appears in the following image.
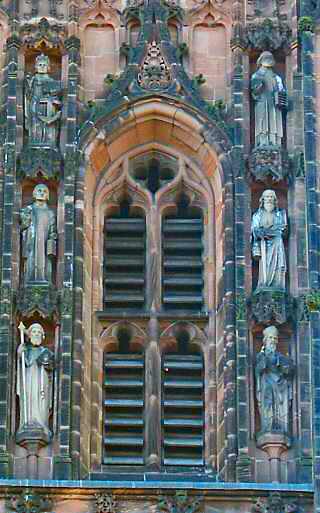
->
[251,189,287,291]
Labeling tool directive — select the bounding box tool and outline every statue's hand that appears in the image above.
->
[263,229,276,239]
[256,228,265,239]
[20,209,32,228]
[17,344,25,356]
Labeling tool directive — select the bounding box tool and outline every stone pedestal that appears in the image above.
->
[16,425,51,479]
[249,289,293,325]
[248,145,289,183]
[256,432,291,483]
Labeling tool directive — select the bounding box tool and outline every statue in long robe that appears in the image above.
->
[17,323,54,436]
[255,326,294,434]
[20,184,57,285]
[24,53,62,147]
[251,51,287,147]
[251,189,287,291]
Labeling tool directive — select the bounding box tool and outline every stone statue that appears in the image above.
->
[24,53,62,147]
[17,322,54,436]
[251,189,287,291]
[20,184,57,285]
[255,326,294,434]
[251,51,287,147]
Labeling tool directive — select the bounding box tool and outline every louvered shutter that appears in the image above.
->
[104,353,145,465]
[103,217,145,311]
[162,217,203,311]
[162,353,204,466]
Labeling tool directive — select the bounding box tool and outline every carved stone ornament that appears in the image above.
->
[158,491,202,513]
[252,493,301,513]
[245,19,292,51]
[248,146,290,183]
[94,493,116,513]
[19,146,61,180]
[7,490,53,513]
[60,286,73,316]
[138,41,172,91]
[20,17,65,49]
[249,290,293,325]
[0,284,12,316]
[16,284,58,319]
[191,0,226,5]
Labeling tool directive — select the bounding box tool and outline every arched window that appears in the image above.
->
[162,326,204,466]
[98,151,210,474]
[103,326,145,465]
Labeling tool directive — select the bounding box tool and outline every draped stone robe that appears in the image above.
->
[256,349,294,433]
[251,66,285,147]
[20,202,57,285]
[251,207,287,291]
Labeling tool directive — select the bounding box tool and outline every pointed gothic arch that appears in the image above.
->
[77,96,235,476]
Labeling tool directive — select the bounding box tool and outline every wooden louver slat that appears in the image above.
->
[103,217,146,311]
[162,353,204,467]
[103,354,145,465]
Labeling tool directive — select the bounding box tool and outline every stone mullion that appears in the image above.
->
[145,317,161,471]
[0,36,21,478]
[300,29,320,512]
[54,37,81,480]
[222,180,237,482]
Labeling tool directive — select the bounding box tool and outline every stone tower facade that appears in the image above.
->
[0,0,318,512]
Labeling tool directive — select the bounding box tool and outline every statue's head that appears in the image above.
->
[259,189,278,212]
[262,325,278,354]
[257,51,275,68]
[27,323,45,346]
[33,184,49,203]
[35,53,50,74]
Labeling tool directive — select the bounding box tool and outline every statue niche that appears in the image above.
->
[249,51,289,183]
[251,189,287,292]
[251,51,286,148]
[250,190,291,325]
[255,326,294,481]
[20,184,57,286]
[24,53,62,148]
[16,322,54,445]
[255,326,294,435]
